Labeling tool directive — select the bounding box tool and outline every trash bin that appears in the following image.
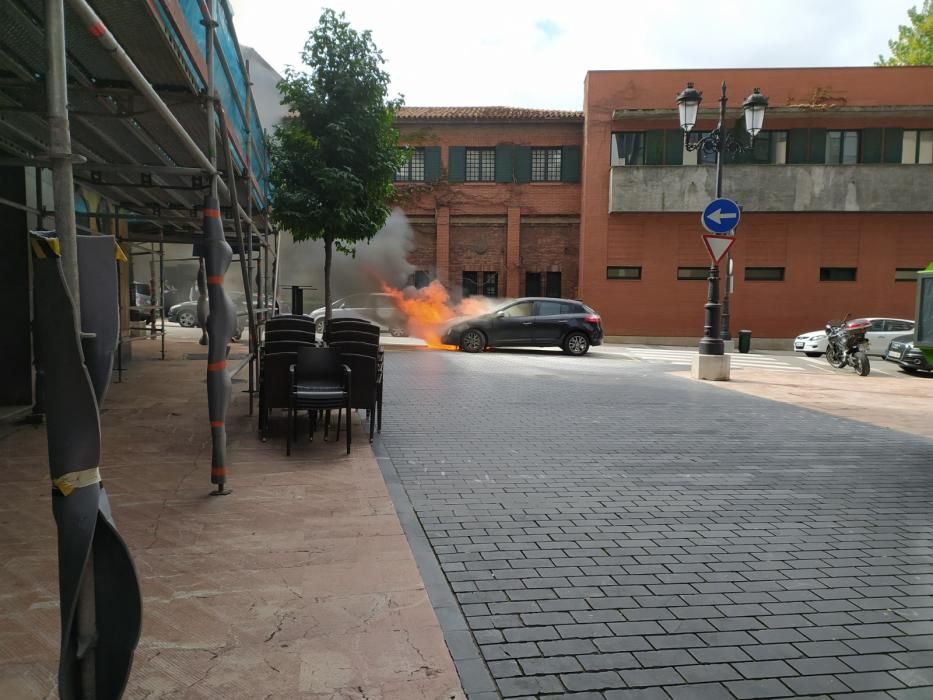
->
[738,329,752,354]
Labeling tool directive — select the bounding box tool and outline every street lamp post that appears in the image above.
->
[676,81,768,355]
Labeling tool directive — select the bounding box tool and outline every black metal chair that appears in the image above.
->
[336,351,379,442]
[324,318,379,343]
[265,329,317,345]
[328,339,383,435]
[266,316,316,333]
[258,352,295,440]
[263,339,316,356]
[288,346,351,455]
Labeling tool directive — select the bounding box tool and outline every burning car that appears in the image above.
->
[441,297,603,355]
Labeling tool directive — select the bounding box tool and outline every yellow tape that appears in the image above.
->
[53,467,101,496]
[115,243,128,262]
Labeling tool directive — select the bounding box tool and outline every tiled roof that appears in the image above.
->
[396,106,584,122]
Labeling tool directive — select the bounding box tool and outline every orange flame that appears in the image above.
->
[380,280,457,349]
[379,279,501,350]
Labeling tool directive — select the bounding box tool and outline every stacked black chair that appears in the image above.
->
[266,315,316,333]
[259,353,295,441]
[265,329,317,345]
[288,346,352,455]
[325,336,383,441]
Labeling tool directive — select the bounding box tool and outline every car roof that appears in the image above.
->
[510,297,584,304]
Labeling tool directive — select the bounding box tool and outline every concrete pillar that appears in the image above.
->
[506,206,521,297]
[436,206,450,286]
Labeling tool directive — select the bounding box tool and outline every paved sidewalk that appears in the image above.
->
[377,350,933,700]
[0,333,463,700]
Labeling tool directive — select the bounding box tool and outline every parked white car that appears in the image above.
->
[794,317,915,357]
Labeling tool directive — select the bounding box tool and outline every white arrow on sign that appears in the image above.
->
[702,234,735,264]
[706,208,738,225]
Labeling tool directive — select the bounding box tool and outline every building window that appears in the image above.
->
[607,266,642,280]
[531,147,562,181]
[820,267,857,282]
[896,268,923,282]
[677,267,709,280]
[463,271,498,296]
[525,271,541,296]
[751,131,788,164]
[465,148,495,181]
[395,147,425,181]
[483,272,498,297]
[902,130,933,164]
[462,271,478,297]
[744,267,785,281]
[407,270,431,288]
[826,131,859,164]
[611,132,645,166]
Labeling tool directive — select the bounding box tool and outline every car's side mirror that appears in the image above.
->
[495,311,506,318]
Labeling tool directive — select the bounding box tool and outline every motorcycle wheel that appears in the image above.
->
[853,351,870,376]
[826,345,846,368]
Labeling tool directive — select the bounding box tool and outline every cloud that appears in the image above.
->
[535,19,562,42]
[230,0,920,111]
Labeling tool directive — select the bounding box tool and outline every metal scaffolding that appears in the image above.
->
[0,0,276,480]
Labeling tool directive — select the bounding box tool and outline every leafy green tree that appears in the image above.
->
[270,8,406,321]
[877,0,933,65]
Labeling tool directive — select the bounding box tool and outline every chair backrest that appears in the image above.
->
[327,339,379,358]
[263,340,315,356]
[266,317,316,334]
[338,352,378,408]
[265,329,316,344]
[326,329,380,346]
[261,352,296,408]
[324,319,380,341]
[295,346,344,383]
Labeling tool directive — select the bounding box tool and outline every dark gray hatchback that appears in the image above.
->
[441,297,604,355]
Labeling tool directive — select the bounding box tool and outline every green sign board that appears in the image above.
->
[915,262,933,363]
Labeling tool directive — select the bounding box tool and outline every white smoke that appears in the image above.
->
[276,208,416,308]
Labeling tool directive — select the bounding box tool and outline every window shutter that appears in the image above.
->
[495,144,514,183]
[448,146,465,182]
[664,130,683,165]
[861,129,882,164]
[807,129,827,164]
[560,145,580,182]
[883,127,904,163]
[514,146,531,183]
[788,129,808,164]
[645,130,664,165]
[424,146,441,182]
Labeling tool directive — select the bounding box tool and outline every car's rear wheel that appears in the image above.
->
[804,351,821,357]
[563,332,590,356]
[315,320,325,337]
[177,310,197,328]
[460,329,485,353]
[389,326,407,337]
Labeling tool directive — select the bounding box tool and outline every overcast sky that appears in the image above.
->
[229,0,918,111]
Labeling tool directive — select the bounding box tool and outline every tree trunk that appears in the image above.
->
[323,233,333,323]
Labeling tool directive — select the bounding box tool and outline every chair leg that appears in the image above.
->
[335,408,342,441]
[346,401,351,454]
[369,402,375,443]
[286,405,292,456]
[323,410,330,440]
[308,410,313,439]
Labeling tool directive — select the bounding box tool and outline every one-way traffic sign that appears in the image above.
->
[702,198,741,234]
[702,233,735,264]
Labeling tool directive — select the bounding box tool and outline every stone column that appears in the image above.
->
[506,206,521,297]
[436,206,450,286]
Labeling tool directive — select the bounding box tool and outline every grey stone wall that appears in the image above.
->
[609,164,933,212]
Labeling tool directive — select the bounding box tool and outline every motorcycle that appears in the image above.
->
[824,316,871,376]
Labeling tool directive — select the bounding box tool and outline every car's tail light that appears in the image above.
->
[585,314,601,324]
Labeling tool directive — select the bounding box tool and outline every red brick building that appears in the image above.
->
[394,107,583,301]
[396,67,933,342]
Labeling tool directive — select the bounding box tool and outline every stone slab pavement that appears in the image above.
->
[0,332,463,700]
[375,349,933,700]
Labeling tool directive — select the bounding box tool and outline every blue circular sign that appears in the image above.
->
[702,198,741,234]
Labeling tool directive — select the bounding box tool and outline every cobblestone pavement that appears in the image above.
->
[376,349,933,700]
